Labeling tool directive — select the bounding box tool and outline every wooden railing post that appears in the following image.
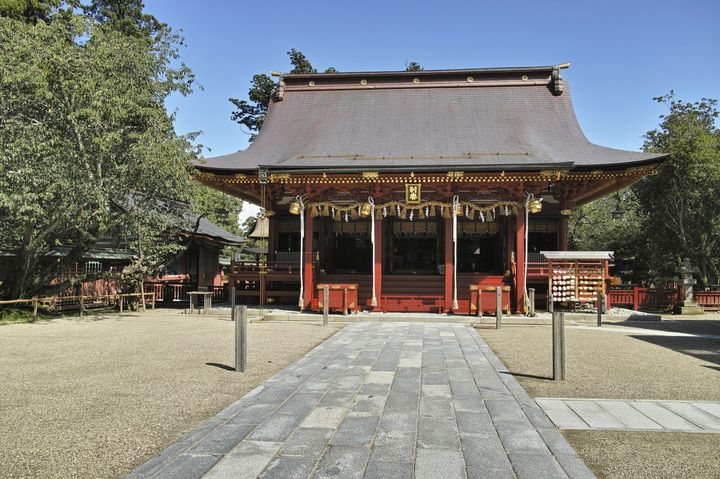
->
[553,311,565,381]
[32,297,38,319]
[235,305,247,372]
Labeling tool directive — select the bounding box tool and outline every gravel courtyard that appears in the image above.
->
[477,321,720,478]
[0,311,345,479]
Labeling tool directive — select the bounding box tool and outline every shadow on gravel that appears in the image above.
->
[627,335,720,366]
[205,362,235,371]
[501,370,554,381]
[613,319,720,336]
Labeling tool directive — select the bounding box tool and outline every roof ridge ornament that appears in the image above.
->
[550,68,564,96]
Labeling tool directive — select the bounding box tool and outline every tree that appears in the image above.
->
[0,11,197,298]
[569,93,720,286]
[229,49,333,141]
[405,61,423,71]
[634,93,720,285]
[191,182,244,235]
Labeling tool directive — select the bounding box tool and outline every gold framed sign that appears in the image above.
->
[406,183,421,205]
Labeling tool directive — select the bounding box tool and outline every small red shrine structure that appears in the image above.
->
[196,64,667,313]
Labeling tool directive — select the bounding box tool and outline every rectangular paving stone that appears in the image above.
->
[452,393,485,412]
[485,399,527,423]
[494,420,548,453]
[281,427,334,457]
[366,371,395,384]
[363,460,413,479]
[415,448,465,479]
[359,382,391,396]
[535,399,588,429]
[384,391,419,412]
[275,393,322,418]
[456,410,496,435]
[566,400,625,429]
[417,417,461,450]
[152,453,221,479]
[507,451,568,479]
[351,394,387,414]
[249,413,304,442]
[632,401,701,431]
[378,411,417,435]
[596,400,663,430]
[332,415,380,447]
[258,457,317,479]
[421,384,451,397]
[205,440,283,479]
[319,390,356,408]
[460,432,512,468]
[186,423,255,454]
[301,406,348,429]
[419,396,454,418]
[312,445,370,479]
[660,401,720,431]
[695,402,720,419]
[228,402,279,426]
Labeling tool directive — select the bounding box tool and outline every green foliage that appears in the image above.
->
[191,181,244,235]
[634,93,720,285]
[570,92,720,285]
[228,49,335,141]
[0,10,197,298]
[405,61,423,71]
[0,0,61,22]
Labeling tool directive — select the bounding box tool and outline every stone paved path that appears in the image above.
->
[129,322,594,479]
[537,398,720,433]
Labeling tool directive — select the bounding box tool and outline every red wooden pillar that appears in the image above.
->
[558,216,569,251]
[444,217,454,312]
[302,213,314,310]
[373,217,383,311]
[515,213,526,313]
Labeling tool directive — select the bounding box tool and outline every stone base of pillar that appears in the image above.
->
[674,302,704,315]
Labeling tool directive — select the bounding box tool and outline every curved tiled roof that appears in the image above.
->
[197,65,666,174]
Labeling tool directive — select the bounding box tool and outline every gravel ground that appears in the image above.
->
[476,324,720,400]
[476,324,720,478]
[562,430,720,479]
[0,311,346,479]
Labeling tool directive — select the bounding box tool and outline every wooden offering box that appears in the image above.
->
[316,283,359,315]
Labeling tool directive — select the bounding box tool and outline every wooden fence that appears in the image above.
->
[144,282,227,304]
[607,286,720,312]
[0,292,155,317]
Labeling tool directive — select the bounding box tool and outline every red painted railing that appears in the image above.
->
[696,290,720,311]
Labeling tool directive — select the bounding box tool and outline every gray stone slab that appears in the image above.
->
[495,420,548,453]
[695,402,720,419]
[275,393,322,418]
[417,417,461,450]
[351,394,387,414]
[369,430,415,464]
[331,415,380,447]
[507,451,568,479]
[535,399,589,429]
[204,440,282,479]
[452,393,485,412]
[419,396,454,418]
[565,400,625,430]
[312,445,370,479]
[415,448,465,479]
[228,402,279,426]
[187,423,256,454]
[151,453,221,479]
[363,461,413,479]
[460,433,512,470]
[456,410,496,435]
[485,399,527,423]
[660,401,720,431]
[249,414,304,442]
[596,400,663,430]
[631,401,701,431]
[281,427,334,458]
[258,457,318,479]
[301,406,347,429]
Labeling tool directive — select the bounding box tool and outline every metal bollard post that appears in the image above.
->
[548,292,554,313]
[596,290,603,327]
[323,285,329,326]
[231,285,236,313]
[528,288,535,317]
[477,290,482,317]
[151,290,155,310]
[552,311,565,381]
[235,305,247,372]
[119,295,124,313]
[32,297,38,319]
[495,287,502,329]
[79,296,85,317]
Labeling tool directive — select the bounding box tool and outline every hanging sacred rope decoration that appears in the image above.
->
[368,196,377,307]
[452,195,460,311]
[306,199,521,220]
[289,195,305,309]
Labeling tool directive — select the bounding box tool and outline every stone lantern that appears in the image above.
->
[674,258,704,315]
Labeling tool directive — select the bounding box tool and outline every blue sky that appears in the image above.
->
[145,0,718,161]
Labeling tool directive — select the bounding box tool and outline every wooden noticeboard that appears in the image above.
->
[548,259,607,304]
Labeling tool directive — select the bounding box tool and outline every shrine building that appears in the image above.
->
[196,64,667,314]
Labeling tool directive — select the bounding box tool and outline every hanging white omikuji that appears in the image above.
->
[344,211,349,222]
[330,206,335,219]
[409,209,414,221]
[396,204,401,216]
[424,206,430,217]
[504,205,510,216]
[492,208,496,219]
[479,211,485,222]
[382,206,388,217]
